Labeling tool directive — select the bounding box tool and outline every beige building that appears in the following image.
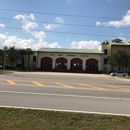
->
[98,39,130,73]
[36,48,103,73]
[4,38,130,73]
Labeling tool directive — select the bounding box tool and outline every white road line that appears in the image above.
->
[0,105,130,117]
[0,90,130,101]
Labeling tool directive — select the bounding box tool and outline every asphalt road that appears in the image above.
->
[0,71,130,116]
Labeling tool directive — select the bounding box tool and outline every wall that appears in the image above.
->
[37,52,102,71]
[111,45,130,55]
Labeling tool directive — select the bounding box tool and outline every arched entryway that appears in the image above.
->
[55,57,67,72]
[70,58,82,72]
[41,57,52,71]
[86,58,98,73]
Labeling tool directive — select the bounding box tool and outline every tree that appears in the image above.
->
[7,46,20,69]
[26,48,35,71]
[107,50,130,71]
[18,49,27,70]
[0,49,4,68]
[121,51,130,71]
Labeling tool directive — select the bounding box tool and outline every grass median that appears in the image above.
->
[0,70,13,74]
[0,108,130,130]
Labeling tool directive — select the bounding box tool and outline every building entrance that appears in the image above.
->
[70,58,82,72]
[41,57,52,71]
[55,57,67,72]
[86,58,98,73]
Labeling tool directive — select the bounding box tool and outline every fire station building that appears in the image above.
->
[36,48,103,73]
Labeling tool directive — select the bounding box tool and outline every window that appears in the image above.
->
[33,56,36,62]
[104,49,108,55]
[17,64,21,68]
[104,58,108,64]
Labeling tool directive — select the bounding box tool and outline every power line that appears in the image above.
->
[0,16,130,30]
[0,8,129,20]
[4,26,130,38]
[0,2,129,7]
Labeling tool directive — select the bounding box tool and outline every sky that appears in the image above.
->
[0,0,130,50]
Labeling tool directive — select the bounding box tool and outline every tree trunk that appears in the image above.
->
[11,61,13,70]
[118,64,120,71]
[2,55,4,69]
[124,64,125,72]
[21,55,24,70]
[28,55,30,71]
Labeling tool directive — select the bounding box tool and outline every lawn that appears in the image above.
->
[0,70,13,74]
[0,107,130,130]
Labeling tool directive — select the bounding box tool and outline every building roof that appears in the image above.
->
[103,39,130,46]
[37,48,103,54]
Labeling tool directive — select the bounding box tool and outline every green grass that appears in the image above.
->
[124,76,130,79]
[0,70,13,74]
[116,75,130,79]
[0,108,130,130]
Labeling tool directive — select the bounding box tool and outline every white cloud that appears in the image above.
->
[0,33,61,50]
[0,14,61,50]
[32,31,46,39]
[14,14,38,31]
[55,17,65,24]
[44,24,56,30]
[44,17,64,30]
[96,22,101,26]
[0,23,5,28]
[96,10,130,28]
[71,40,101,49]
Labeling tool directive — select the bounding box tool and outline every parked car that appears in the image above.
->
[110,71,128,77]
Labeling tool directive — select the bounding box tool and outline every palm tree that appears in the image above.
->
[7,46,20,69]
[0,49,4,68]
[26,48,35,71]
[18,49,27,70]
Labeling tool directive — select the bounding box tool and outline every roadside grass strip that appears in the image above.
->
[32,81,44,87]
[105,85,130,92]
[54,82,75,89]
[78,84,106,91]
[0,70,13,74]
[0,107,130,130]
[6,80,15,85]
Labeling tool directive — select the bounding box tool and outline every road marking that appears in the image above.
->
[78,84,106,90]
[105,85,130,92]
[6,80,15,85]
[54,82,75,89]
[0,90,130,101]
[0,105,130,117]
[32,81,44,87]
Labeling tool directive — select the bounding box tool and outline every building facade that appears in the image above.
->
[36,48,103,73]
[3,39,130,73]
[98,39,130,73]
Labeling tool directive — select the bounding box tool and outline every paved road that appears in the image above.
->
[0,72,130,116]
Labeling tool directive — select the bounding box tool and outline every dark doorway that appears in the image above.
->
[86,59,98,73]
[41,57,52,71]
[55,57,67,72]
[70,58,82,72]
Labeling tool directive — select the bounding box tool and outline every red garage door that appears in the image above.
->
[41,57,52,71]
[71,58,82,72]
[86,59,98,73]
[55,57,67,72]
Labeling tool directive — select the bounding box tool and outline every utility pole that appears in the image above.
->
[3,46,7,69]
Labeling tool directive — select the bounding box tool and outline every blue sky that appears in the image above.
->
[0,0,130,50]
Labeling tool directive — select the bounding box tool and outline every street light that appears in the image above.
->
[3,46,7,69]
